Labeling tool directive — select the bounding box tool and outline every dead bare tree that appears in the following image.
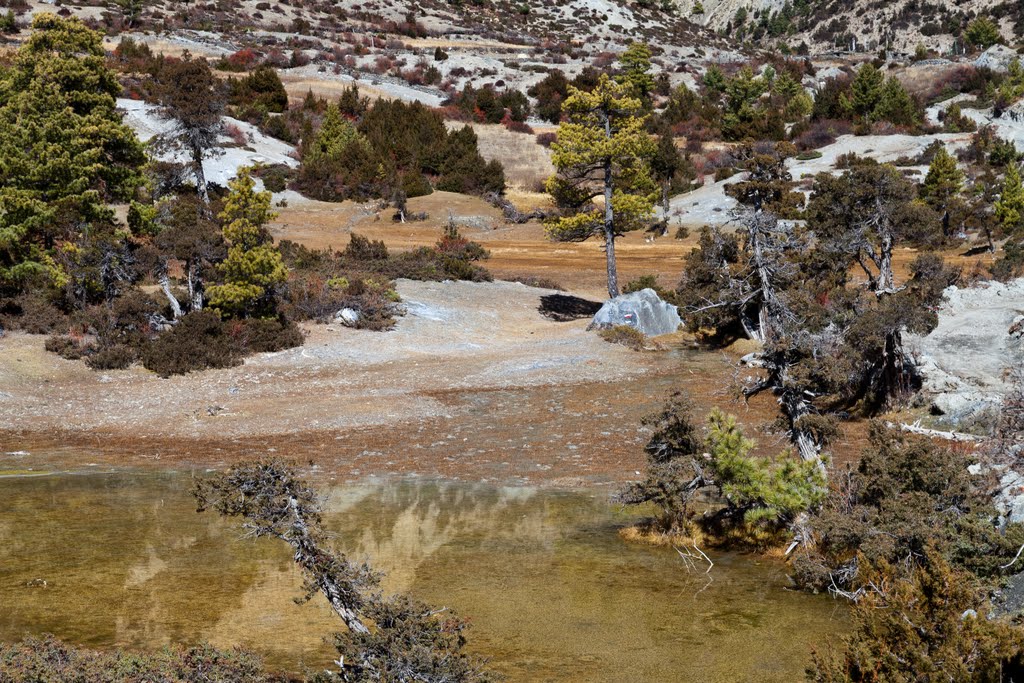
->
[193,460,494,683]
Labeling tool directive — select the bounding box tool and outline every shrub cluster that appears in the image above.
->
[0,636,274,683]
[296,97,504,203]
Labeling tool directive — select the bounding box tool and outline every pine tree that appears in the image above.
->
[651,129,682,214]
[545,74,656,298]
[617,41,654,101]
[964,16,1003,49]
[874,76,919,127]
[921,147,963,236]
[152,54,225,206]
[848,63,884,120]
[995,164,1024,231]
[303,102,364,164]
[0,14,144,294]
[206,169,288,318]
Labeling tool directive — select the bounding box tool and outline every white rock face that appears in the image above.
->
[907,279,1024,430]
[116,98,299,189]
[974,44,1024,73]
[588,289,682,337]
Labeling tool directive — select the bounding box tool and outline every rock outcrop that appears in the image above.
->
[588,289,682,337]
[908,279,1024,432]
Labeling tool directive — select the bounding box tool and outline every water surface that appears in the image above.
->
[0,471,847,681]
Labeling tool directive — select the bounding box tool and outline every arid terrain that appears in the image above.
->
[0,254,783,487]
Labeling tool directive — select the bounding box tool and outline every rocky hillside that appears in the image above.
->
[671,0,1023,55]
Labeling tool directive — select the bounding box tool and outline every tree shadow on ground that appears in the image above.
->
[539,294,602,322]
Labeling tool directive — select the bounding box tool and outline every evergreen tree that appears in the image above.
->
[545,74,656,298]
[0,14,144,294]
[964,16,1003,49]
[702,64,726,97]
[234,65,288,113]
[874,76,919,127]
[995,164,1024,231]
[152,54,225,206]
[617,41,654,101]
[303,102,365,164]
[207,169,288,318]
[848,63,884,120]
[651,129,683,214]
[527,70,569,124]
[920,147,964,236]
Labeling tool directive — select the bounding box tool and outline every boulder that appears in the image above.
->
[588,289,682,337]
[974,45,1024,73]
[335,307,361,327]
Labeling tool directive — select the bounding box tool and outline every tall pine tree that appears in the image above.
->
[545,74,656,298]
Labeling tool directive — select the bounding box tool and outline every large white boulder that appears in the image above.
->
[588,289,682,337]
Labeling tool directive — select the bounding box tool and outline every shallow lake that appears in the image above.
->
[0,470,847,681]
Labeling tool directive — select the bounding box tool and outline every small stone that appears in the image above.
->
[335,307,361,327]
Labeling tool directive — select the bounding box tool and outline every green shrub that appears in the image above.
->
[795,150,823,160]
[792,423,1024,593]
[45,334,87,360]
[620,400,827,541]
[506,275,564,290]
[2,292,68,334]
[254,164,294,193]
[713,166,737,182]
[84,344,137,370]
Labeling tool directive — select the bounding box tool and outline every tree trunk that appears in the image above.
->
[877,231,894,293]
[287,497,370,636]
[186,260,203,312]
[191,143,211,210]
[780,384,827,477]
[603,119,619,299]
[158,263,183,320]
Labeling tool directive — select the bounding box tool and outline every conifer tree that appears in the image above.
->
[651,129,683,214]
[995,164,1024,232]
[848,63,884,120]
[874,76,919,127]
[303,102,365,164]
[207,169,288,318]
[545,74,656,298]
[152,54,225,206]
[0,14,144,294]
[920,147,964,236]
[617,41,654,101]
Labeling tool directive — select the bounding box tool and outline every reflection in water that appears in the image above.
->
[0,472,847,681]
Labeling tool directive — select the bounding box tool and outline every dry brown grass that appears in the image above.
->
[279,74,406,105]
[271,192,690,299]
[450,122,554,191]
[619,522,711,548]
[504,188,552,213]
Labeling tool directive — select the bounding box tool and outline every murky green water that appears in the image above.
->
[0,471,847,681]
